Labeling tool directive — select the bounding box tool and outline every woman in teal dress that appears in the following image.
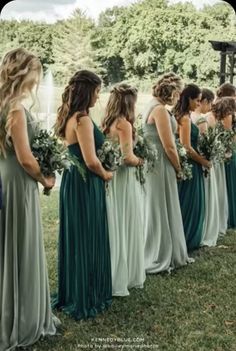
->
[53,70,112,319]
[142,73,192,273]
[0,48,59,350]
[191,88,219,247]
[173,84,211,251]
[102,84,145,296]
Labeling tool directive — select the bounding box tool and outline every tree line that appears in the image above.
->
[0,0,235,89]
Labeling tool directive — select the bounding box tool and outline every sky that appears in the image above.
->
[0,0,231,23]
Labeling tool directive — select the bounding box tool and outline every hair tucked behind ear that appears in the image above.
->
[173,83,201,123]
[101,83,138,139]
[55,70,101,138]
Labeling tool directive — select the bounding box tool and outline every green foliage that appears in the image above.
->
[0,0,235,88]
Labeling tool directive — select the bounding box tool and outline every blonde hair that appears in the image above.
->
[102,84,138,138]
[0,47,42,156]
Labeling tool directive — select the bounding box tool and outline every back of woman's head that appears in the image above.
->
[102,83,138,135]
[152,72,183,105]
[212,96,236,121]
[173,83,201,122]
[0,47,41,157]
[55,70,101,138]
[216,82,236,98]
[201,88,215,102]
[0,47,41,112]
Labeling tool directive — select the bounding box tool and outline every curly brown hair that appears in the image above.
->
[212,97,236,121]
[216,82,236,98]
[152,72,183,105]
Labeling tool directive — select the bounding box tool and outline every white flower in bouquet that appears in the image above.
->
[97,140,123,171]
[176,141,193,180]
[31,129,86,195]
[133,126,159,186]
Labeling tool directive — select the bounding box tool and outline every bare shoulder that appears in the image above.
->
[116,117,131,131]
[180,115,190,126]
[74,115,93,130]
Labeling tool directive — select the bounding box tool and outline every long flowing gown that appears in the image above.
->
[225,151,236,229]
[52,120,112,319]
[142,98,190,273]
[194,116,219,247]
[178,122,205,251]
[106,162,145,296]
[214,161,228,235]
[0,109,58,351]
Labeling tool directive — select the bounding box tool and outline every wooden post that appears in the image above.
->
[220,51,227,85]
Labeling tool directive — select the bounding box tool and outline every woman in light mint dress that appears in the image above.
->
[0,48,59,351]
[191,88,219,247]
[173,84,211,251]
[207,96,235,234]
[214,83,236,230]
[142,73,192,273]
[102,84,145,296]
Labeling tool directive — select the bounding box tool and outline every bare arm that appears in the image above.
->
[179,115,211,167]
[116,118,141,166]
[151,105,181,172]
[74,116,112,180]
[10,107,54,188]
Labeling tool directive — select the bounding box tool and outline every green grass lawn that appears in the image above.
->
[35,190,236,351]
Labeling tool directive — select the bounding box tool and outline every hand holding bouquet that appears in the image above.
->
[31,129,86,195]
[97,139,123,171]
[133,126,159,186]
[175,141,193,180]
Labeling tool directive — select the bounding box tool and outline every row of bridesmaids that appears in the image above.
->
[0,48,235,350]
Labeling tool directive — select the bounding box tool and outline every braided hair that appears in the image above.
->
[55,70,101,138]
[102,83,138,139]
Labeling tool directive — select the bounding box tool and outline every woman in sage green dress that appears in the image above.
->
[142,73,192,273]
[102,84,145,296]
[0,48,59,350]
[191,88,219,247]
[173,84,211,251]
[53,70,112,319]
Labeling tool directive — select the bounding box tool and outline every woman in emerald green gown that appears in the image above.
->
[173,84,211,251]
[53,70,113,319]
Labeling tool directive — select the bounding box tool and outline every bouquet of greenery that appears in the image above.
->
[175,141,193,180]
[198,124,236,163]
[31,129,86,195]
[214,122,236,162]
[97,139,123,171]
[133,126,159,186]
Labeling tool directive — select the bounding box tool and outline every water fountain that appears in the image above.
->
[40,68,55,130]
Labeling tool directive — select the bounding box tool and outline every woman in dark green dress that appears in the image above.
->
[53,70,113,320]
[173,84,211,251]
